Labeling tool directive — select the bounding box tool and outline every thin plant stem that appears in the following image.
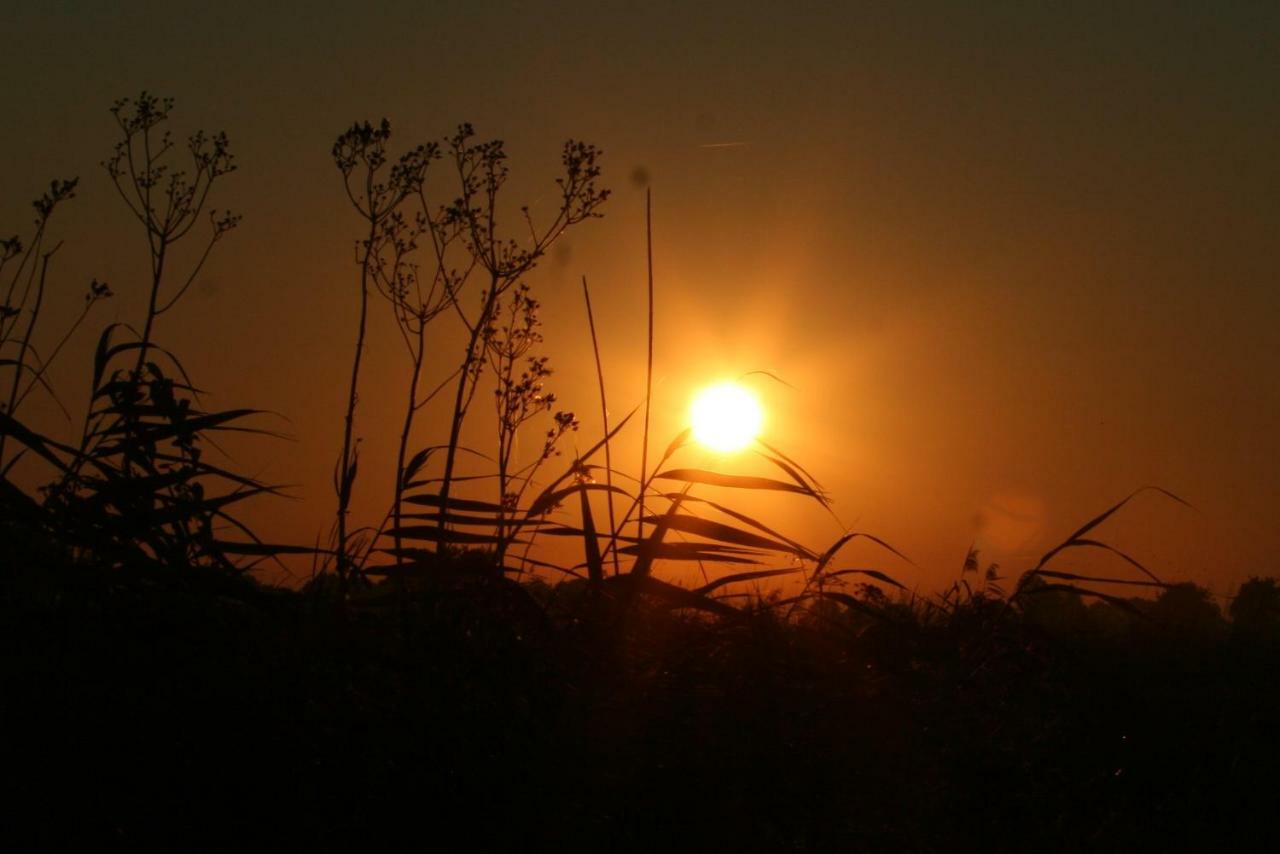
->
[435,290,493,551]
[391,320,426,566]
[335,218,378,584]
[639,188,654,544]
[0,248,55,465]
[582,274,620,576]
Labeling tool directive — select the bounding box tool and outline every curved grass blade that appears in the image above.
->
[1034,568,1170,589]
[1022,582,1149,617]
[0,411,77,474]
[399,443,495,477]
[0,449,26,479]
[739,369,794,390]
[639,512,807,557]
[659,492,818,561]
[404,473,499,486]
[658,427,691,468]
[93,408,279,441]
[533,524,631,540]
[401,446,435,488]
[693,567,803,596]
[653,468,816,498]
[150,451,292,494]
[824,567,908,590]
[94,329,199,391]
[526,406,639,514]
[578,477,604,583]
[619,542,762,564]
[754,451,830,504]
[629,488,688,578]
[755,437,826,492]
[815,531,915,577]
[401,493,507,514]
[1068,538,1164,584]
[525,481,635,518]
[1,357,70,419]
[1031,486,1190,576]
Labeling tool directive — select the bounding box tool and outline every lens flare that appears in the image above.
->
[690,382,764,453]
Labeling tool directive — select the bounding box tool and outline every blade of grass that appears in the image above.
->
[1031,486,1190,577]
[525,481,635,518]
[523,407,638,513]
[693,567,803,596]
[1034,568,1171,588]
[658,492,818,561]
[578,471,604,583]
[618,542,763,563]
[653,468,819,498]
[638,512,808,557]
[630,486,687,578]
[639,188,655,544]
[824,567,908,590]
[582,275,620,576]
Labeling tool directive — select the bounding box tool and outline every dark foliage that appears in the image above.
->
[3,554,1279,850]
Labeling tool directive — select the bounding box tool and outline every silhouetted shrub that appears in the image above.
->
[1148,582,1227,640]
[1231,576,1280,641]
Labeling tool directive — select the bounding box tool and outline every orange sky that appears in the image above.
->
[2,2,1277,596]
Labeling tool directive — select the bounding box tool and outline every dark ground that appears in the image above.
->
[3,557,1278,852]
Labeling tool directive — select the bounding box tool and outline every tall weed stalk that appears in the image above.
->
[330,120,430,586]
[1,93,293,575]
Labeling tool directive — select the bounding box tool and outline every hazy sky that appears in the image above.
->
[3,1,1277,594]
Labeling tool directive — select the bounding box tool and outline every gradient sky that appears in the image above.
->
[3,1,1277,595]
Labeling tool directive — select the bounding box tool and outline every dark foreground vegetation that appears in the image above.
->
[4,542,1279,850]
[4,95,1279,850]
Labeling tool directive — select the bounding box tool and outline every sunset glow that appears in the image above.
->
[690,382,764,452]
[5,5,1280,847]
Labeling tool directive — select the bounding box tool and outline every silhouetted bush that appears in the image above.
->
[1148,582,1227,640]
[1231,576,1280,641]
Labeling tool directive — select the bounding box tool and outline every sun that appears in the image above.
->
[690,381,764,453]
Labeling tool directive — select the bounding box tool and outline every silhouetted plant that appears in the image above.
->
[1,178,113,475]
[1149,582,1226,638]
[13,93,289,574]
[1230,576,1280,639]
[428,126,608,548]
[102,93,239,371]
[579,275,620,575]
[506,218,858,616]
[1011,487,1190,615]
[372,187,865,622]
[481,284,578,561]
[368,169,472,571]
[329,119,431,586]
[346,124,611,595]
[1017,573,1091,634]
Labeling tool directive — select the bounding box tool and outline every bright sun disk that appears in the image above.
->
[690,382,764,453]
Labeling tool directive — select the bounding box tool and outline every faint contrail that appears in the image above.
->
[697,141,750,149]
